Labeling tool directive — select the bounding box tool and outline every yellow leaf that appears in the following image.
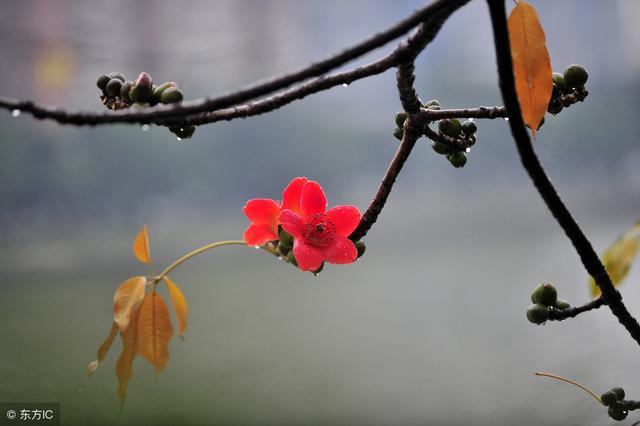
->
[87,322,119,378]
[113,276,147,331]
[137,292,174,375]
[116,306,141,403]
[508,1,553,136]
[133,224,152,264]
[163,276,188,338]
[590,221,640,297]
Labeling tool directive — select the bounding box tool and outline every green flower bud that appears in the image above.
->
[526,303,549,324]
[287,250,298,267]
[120,81,133,103]
[130,84,153,103]
[438,118,462,138]
[131,102,150,109]
[426,104,441,110]
[278,228,294,249]
[108,72,126,82]
[601,391,618,406]
[355,240,366,258]
[105,78,123,97]
[563,64,588,89]
[312,262,324,275]
[423,99,440,108]
[135,72,153,90]
[395,110,408,127]
[608,405,628,421]
[96,74,111,91]
[554,299,570,310]
[552,72,565,92]
[431,141,452,155]
[130,72,154,102]
[531,282,557,306]
[446,151,467,168]
[152,82,176,105]
[161,87,184,104]
[278,243,291,257]
[612,387,625,401]
[462,120,477,136]
[393,126,404,141]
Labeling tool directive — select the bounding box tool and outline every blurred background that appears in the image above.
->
[1,0,640,425]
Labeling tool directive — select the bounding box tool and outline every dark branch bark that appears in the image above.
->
[486,0,640,345]
[0,0,469,127]
[548,297,605,321]
[349,17,450,241]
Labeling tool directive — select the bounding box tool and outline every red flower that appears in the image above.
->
[279,180,361,272]
[242,177,308,246]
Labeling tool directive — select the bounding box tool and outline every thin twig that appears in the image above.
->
[486,0,640,346]
[350,17,446,241]
[534,372,602,405]
[548,296,606,321]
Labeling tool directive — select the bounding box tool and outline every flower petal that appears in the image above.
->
[282,177,308,214]
[279,209,304,240]
[324,236,358,265]
[326,205,361,237]
[243,223,278,246]
[243,199,281,225]
[293,240,326,272]
[300,181,327,218]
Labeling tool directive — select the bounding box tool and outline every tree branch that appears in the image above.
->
[350,16,451,241]
[548,296,605,321]
[0,0,469,127]
[486,0,640,346]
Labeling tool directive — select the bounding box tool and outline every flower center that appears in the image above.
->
[302,213,336,248]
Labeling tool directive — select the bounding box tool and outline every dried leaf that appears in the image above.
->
[113,276,147,331]
[87,322,119,378]
[137,292,174,375]
[163,276,188,338]
[508,1,552,136]
[133,224,152,264]
[590,222,640,297]
[116,306,141,403]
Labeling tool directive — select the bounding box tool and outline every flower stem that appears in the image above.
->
[154,240,280,282]
[534,371,603,405]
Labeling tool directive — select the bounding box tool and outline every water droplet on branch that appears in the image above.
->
[11,109,21,117]
[141,124,150,132]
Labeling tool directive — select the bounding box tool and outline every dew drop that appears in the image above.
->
[11,109,21,117]
[342,83,349,88]
[254,246,260,250]
[465,148,471,153]
[467,117,474,122]
[504,117,510,121]
[176,137,182,141]
[141,124,150,131]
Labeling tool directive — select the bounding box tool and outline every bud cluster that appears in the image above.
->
[393,100,477,169]
[96,71,196,139]
[548,64,589,115]
[526,283,570,324]
[601,387,628,421]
